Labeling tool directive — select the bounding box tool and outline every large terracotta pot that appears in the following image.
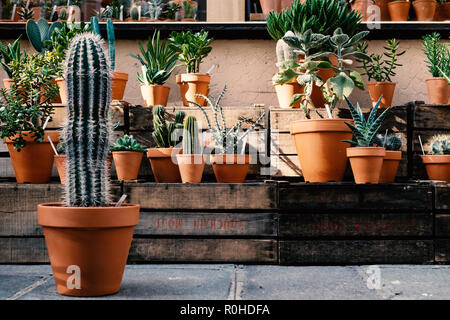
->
[176,154,205,183]
[38,203,139,296]
[290,119,353,182]
[54,154,66,184]
[435,3,450,20]
[367,82,396,108]
[280,0,296,10]
[147,147,182,182]
[347,147,386,184]
[274,80,303,108]
[210,154,250,183]
[421,155,450,183]
[140,84,170,107]
[388,1,411,21]
[260,0,281,16]
[379,150,402,183]
[178,73,211,107]
[5,131,60,183]
[110,71,128,101]
[374,0,390,21]
[112,151,143,181]
[413,0,436,21]
[426,78,449,105]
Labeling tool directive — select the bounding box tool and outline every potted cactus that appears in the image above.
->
[188,86,265,183]
[18,5,35,21]
[176,116,205,183]
[388,0,411,21]
[169,30,213,107]
[146,0,163,21]
[413,0,436,21]
[374,133,403,183]
[421,134,450,183]
[111,135,147,181]
[131,30,178,107]
[165,2,180,21]
[147,105,185,182]
[126,5,140,21]
[38,33,139,297]
[181,0,196,21]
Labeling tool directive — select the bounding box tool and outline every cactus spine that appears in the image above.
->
[183,116,200,154]
[152,105,185,148]
[426,134,450,155]
[276,31,296,72]
[63,33,111,207]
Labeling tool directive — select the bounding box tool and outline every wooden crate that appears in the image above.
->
[435,184,450,263]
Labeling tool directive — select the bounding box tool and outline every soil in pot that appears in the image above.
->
[426,78,449,105]
[422,155,450,183]
[367,82,396,108]
[290,119,353,182]
[379,150,402,183]
[210,154,250,183]
[54,154,66,184]
[112,151,143,181]
[147,147,182,182]
[38,203,140,296]
[178,73,211,107]
[176,154,205,183]
[111,72,129,101]
[413,0,436,21]
[388,0,411,21]
[274,80,303,108]
[140,84,170,107]
[347,147,386,184]
[6,131,59,183]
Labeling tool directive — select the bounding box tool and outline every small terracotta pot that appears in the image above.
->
[259,0,281,16]
[140,84,170,107]
[181,18,196,22]
[413,0,436,21]
[421,155,450,183]
[379,150,402,183]
[290,119,353,182]
[210,154,250,183]
[178,73,211,107]
[176,154,205,183]
[56,78,67,105]
[347,147,386,184]
[38,203,139,296]
[112,151,143,181]
[435,4,447,20]
[426,78,449,105]
[5,131,60,183]
[274,80,303,108]
[176,74,189,106]
[367,82,396,108]
[147,147,182,183]
[388,0,411,21]
[111,72,128,101]
[443,3,450,20]
[54,155,67,184]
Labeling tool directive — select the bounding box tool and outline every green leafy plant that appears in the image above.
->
[422,33,450,78]
[343,96,390,147]
[0,36,23,78]
[26,19,63,54]
[110,135,147,152]
[374,133,402,151]
[356,39,406,82]
[182,0,196,19]
[165,2,180,20]
[131,30,178,85]
[152,105,185,148]
[425,134,450,155]
[18,6,34,20]
[169,30,213,74]
[182,116,201,154]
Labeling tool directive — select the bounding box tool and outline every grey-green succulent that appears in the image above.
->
[26,19,63,54]
[110,135,147,152]
[426,134,450,155]
[152,105,185,148]
[374,134,402,151]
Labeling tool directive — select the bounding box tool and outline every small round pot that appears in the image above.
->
[176,74,189,106]
[421,155,450,183]
[112,151,143,181]
[426,78,449,105]
[56,78,67,105]
[110,72,129,101]
[379,150,402,183]
[367,82,396,108]
[176,154,205,183]
[413,0,436,21]
[140,84,170,107]
[147,147,182,183]
[210,154,250,183]
[5,131,60,183]
[388,0,410,21]
[273,80,303,108]
[54,154,67,184]
[38,203,140,296]
[347,147,386,184]
[178,73,211,107]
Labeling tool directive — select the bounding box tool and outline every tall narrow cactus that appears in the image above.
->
[107,18,116,71]
[63,33,111,207]
[152,105,185,148]
[276,31,296,72]
[183,116,200,154]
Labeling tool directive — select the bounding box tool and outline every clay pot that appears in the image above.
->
[38,203,139,296]
[147,147,182,183]
[280,0,296,10]
[434,4,449,20]
[388,1,411,21]
[4,78,61,103]
[274,80,303,108]
[426,78,449,105]
[260,0,281,16]
[443,3,450,20]
[290,119,353,182]
[413,0,436,21]
[210,154,251,183]
[347,147,386,184]
[182,18,196,22]
[367,82,396,108]
[140,84,170,107]
[111,72,128,101]
[112,151,143,181]
[421,155,450,183]
[351,0,371,21]
[176,154,205,183]
[379,150,402,183]
[374,0,390,21]
[177,73,211,107]
[206,0,246,22]
[54,155,67,184]
[56,78,67,105]
[176,74,189,106]
[5,131,59,183]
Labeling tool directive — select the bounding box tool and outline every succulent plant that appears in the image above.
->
[276,31,297,72]
[425,134,450,155]
[18,6,34,20]
[26,19,63,54]
[130,6,140,20]
[374,133,402,151]
[182,116,201,154]
[63,32,111,207]
[165,2,180,20]
[59,7,67,20]
[110,135,147,152]
[152,105,185,148]
[0,36,23,78]
[182,0,196,19]
[422,33,450,78]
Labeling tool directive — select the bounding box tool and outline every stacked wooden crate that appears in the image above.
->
[435,184,450,263]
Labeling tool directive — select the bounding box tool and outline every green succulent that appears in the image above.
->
[374,133,402,151]
[422,33,450,78]
[152,105,185,148]
[110,135,147,152]
[0,36,23,78]
[26,19,63,54]
[165,2,180,20]
[182,0,196,19]
[18,6,34,20]
[426,134,450,155]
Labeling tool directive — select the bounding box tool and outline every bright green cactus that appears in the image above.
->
[182,116,201,154]
[26,19,63,54]
[152,105,185,148]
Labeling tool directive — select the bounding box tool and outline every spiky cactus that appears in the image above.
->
[374,134,402,151]
[276,31,296,72]
[63,33,111,207]
[90,17,116,71]
[426,134,450,155]
[130,6,139,21]
[183,116,201,154]
[152,105,185,148]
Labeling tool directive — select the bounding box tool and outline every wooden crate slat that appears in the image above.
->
[436,215,450,237]
[0,238,49,263]
[270,155,302,177]
[435,185,450,211]
[0,211,42,236]
[435,239,450,263]
[413,105,450,130]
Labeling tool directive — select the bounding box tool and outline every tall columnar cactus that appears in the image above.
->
[152,105,185,148]
[276,31,296,72]
[130,6,140,21]
[90,17,116,70]
[63,33,111,207]
[183,116,200,154]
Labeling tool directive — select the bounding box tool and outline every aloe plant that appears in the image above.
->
[422,33,450,78]
[0,36,23,78]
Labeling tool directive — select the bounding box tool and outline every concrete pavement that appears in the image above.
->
[1,264,450,300]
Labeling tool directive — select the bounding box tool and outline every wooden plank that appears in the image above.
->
[280,240,434,265]
[0,211,41,236]
[280,212,433,238]
[435,239,450,263]
[125,183,278,210]
[436,215,450,237]
[435,185,450,211]
[413,105,450,130]
[0,157,60,178]
[128,238,277,263]
[0,238,49,263]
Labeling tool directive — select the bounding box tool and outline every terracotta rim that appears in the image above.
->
[112,151,145,155]
[147,147,182,158]
[426,77,447,83]
[176,154,206,163]
[110,71,129,81]
[4,131,60,144]
[368,82,396,88]
[347,147,386,158]
[179,73,211,83]
[384,150,402,161]
[290,119,353,135]
[141,84,170,89]
[421,155,450,164]
[210,154,251,164]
